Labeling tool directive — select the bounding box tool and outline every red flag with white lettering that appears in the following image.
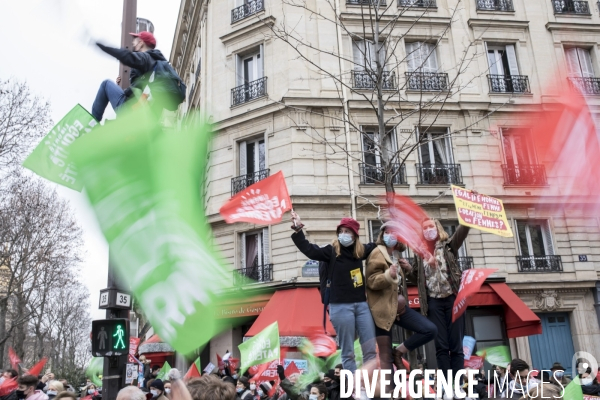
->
[219,171,292,225]
[452,269,497,322]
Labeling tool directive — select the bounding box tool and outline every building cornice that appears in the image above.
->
[468,18,529,30]
[340,13,452,28]
[219,16,277,44]
[545,22,600,33]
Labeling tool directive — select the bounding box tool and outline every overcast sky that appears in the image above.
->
[0,0,180,320]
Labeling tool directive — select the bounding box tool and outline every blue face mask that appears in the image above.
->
[383,233,398,248]
[338,233,354,247]
[554,371,564,379]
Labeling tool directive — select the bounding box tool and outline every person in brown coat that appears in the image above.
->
[365,221,437,395]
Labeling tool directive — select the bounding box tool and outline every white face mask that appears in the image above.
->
[249,384,256,391]
[164,389,171,394]
[338,233,354,247]
[383,233,398,248]
[309,395,319,400]
[88,389,95,395]
[150,389,159,397]
[423,228,438,241]
[581,378,593,386]
[47,391,57,396]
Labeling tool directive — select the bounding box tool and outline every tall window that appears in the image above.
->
[516,220,554,258]
[239,138,266,176]
[352,40,394,89]
[565,48,594,78]
[418,128,454,166]
[487,44,528,92]
[406,42,439,73]
[240,228,270,282]
[501,128,536,168]
[361,128,403,184]
[232,45,266,106]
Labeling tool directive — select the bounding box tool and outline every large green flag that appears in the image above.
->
[23,104,96,191]
[476,345,511,367]
[85,357,104,387]
[67,105,234,355]
[563,377,583,400]
[238,322,280,373]
[155,361,172,381]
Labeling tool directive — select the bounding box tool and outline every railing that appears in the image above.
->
[233,264,273,285]
[399,0,437,7]
[568,77,600,95]
[359,163,406,185]
[406,72,449,91]
[501,164,547,185]
[231,0,265,23]
[552,0,590,14]
[352,70,396,90]
[231,169,270,196]
[476,0,514,10]
[488,75,530,93]
[416,164,463,185]
[347,0,387,5]
[457,256,474,271]
[231,77,267,106]
[516,256,563,273]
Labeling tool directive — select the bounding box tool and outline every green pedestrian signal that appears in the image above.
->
[91,319,129,357]
[113,324,126,350]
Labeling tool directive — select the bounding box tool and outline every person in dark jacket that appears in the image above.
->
[580,366,600,396]
[91,31,166,122]
[290,211,377,374]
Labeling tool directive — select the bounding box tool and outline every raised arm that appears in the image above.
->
[96,43,153,71]
[291,229,331,263]
[449,225,470,255]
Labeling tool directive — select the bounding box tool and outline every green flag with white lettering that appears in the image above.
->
[67,104,235,355]
[155,361,172,381]
[23,104,96,191]
[238,322,280,373]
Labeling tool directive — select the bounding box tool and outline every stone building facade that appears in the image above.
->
[170,0,600,374]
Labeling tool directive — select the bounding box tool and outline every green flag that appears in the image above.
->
[85,357,104,387]
[194,357,201,374]
[562,377,583,400]
[23,104,96,191]
[155,361,172,380]
[67,105,235,355]
[476,345,511,367]
[238,321,280,373]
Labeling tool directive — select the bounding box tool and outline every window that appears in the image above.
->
[565,48,594,78]
[360,127,405,184]
[515,220,562,272]
[232,138,269,195]
[552,0,591,15]
[231,0,265,24]
[416,128,462,184]
[406,42,438,73]
[465,308,509,375]
[238,228,271,283]
[500,128,546,185]
[486,44,529,93]
[352,40,395,89]
[232,45,266,106]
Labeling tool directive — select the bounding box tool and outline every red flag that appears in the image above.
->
[464,356,484,370]
[381,193,433,261]
[307,332,337,357]
[184,363,201,381]
[0,378,18,396]
[402,358,410,371]
[216,354,224,370]
[452,269,497,322]
[284,361,300,377]
[252,360,279,383]
[228,358,240,372]
[8,348,21,371]
[26,358,48,377]
[219,171,292,225]
[128,337,141,363]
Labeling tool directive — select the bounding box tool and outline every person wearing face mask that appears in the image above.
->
[257,382,272,400]
[580,366,600,396]
[148,380,167,400]
[235,377,253,400]
[365,222,438,392]
[548,362,570,390]
[291,211,378,374]
[308,384,327,400]
[45,381,64,400]
[16,375,48,400]
[411,217,471,383]
[162,381,171,399]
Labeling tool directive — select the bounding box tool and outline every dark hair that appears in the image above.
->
[187,376,236,400]
[335,364,342,370]
[5,369,18,378]
[509,359,530,376]
[313,383,328,396]
[152,365,160,371]
[18,375,38,388]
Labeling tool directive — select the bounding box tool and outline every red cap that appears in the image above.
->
[130,31,156,48]
[337,217,360,237]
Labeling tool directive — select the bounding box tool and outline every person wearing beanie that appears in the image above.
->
[149,379,167,400]
[257,382,271,399]
[291,211,377,374]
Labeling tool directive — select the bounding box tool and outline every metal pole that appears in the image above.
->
[118,0,138,88]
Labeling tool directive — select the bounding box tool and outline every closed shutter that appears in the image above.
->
[258,44,264,78]
[565,48,581,77]
[236,54,244,86]
[239,141,247,176]
[422,43,438,73]
[577,48,594,78]
[353,40,366,71]
[542,220,555,256]
[505,45,520,76]
[240,232,246,270]
[262,227,270,265]
[406,42,419,72]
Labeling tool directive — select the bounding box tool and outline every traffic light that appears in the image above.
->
[91,319,130,357]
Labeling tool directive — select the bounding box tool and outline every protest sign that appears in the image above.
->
[451,185,513,237]
[464,356,484,370]
[220,171,292,225]
[126,364,137,384]
[463,336,476,360]
[452,269,497,322]
[23,104,96,191]
[203,362,215,374]
[238,321,280,373]
[284,359,308,372]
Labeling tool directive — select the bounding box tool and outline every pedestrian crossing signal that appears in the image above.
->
[91,319,130,357]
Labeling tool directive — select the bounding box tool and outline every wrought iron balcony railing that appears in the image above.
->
[231,77,267,106]
[399,0,437,7]
[233,264,273,285]
[352,70,396,90]
[516,255,563,273]
[501,164,547,185]
[359,163,407,185]
[457,256,474,271]
[231,169,270,196]
[568,77,600,95]
[416,164,463,185]
[231,0,265,24]
[476,0,514,10]
[488,75,530,93]
[552,0,590,14]
[347,0,387,5]
[406,72,449,91]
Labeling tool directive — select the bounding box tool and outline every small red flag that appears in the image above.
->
[284,361,300,377]
[216,354,224,371]
[184,363,201,381]
[464,355,484,370]
[228,357,240,372]
[26,358,48,377]
[8,348,21,371]
[219,171,292,225]
[452,269,497,322]
[0,378,18,396]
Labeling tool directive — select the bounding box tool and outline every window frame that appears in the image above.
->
[239,136,266,176]
[565,47,595,78]
[416,127,454,166]
[514,219,555,257]
[361,126,398,166]
[405,41,439,73]
[486,43,519,76]
[499,128,537,167]
[235,45,264,86]
[239,227,270,281]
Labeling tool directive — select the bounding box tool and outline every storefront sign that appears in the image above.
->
[302,260,320,277]
[284,359,308,371]
[215,300,269,319]
[408,295,419,308]
[451,185,513,238]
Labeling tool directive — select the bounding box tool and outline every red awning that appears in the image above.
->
[245,288,336,337]
[407,283,541,338]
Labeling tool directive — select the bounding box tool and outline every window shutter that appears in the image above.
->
[577,48,594,78]
[369,220,374,242]
[565,48,581,77]
[443,128,454,164]
[406,42,417,72]
[258,44,264,78]
[542,221,555,256]
[262,227,270,265]
[424,43,438,73]
[239,141,247,175]
[353,41,366,71]
[240,232,246,270]
[376,42,386,71]
[505,45,520,76]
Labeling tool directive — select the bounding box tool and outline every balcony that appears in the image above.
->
[516,255,563,273]
[476,0,514,11]
[488,75,530,93]
[347,0,387,5]
[352,70,396,90]
[359,163,406,185]
[399,0,437,7]
[501,164,547,185]
[231,169,270,196]
[231,77,267,107]
[233,264,273,285]
[231,0,265,24]
[568,77,600,95]
[457,256,474,271]
[406,72,449,91]
[416,164,463,185]
[552,0,590,14]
